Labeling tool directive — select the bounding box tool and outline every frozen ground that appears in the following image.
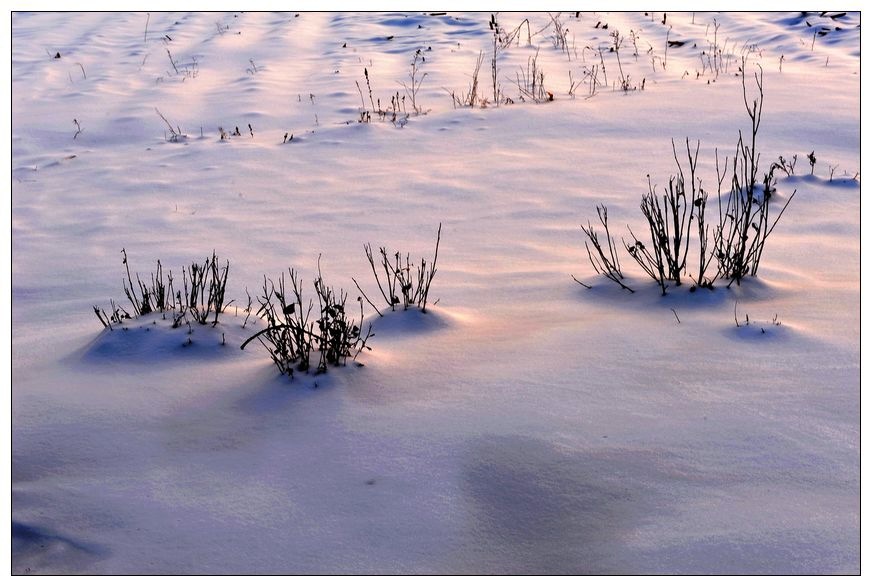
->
[10,11,861,574]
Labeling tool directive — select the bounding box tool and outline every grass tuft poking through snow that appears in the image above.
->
[356,222,442,315]
[95,249,231,330]
[241,259,374,377]
[581,59,797,295]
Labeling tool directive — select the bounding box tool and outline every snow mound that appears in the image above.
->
[367,305,456,336]
[79,311,259,365]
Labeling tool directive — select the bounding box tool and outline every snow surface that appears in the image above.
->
[9,10,861,575]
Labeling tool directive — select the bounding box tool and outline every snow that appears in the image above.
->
[9,10,861,575]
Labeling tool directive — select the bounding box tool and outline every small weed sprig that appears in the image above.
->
[711,62,796,285]
[607,29,642,92]
[240,288,254,328]
[448,51,486,108]
[155,107,186,142]
[696,18,755,82]
[490,13,531,49]
[772,154,798,176]
[93,300,130,330]
[733,302,783,334]
[488,14,504,105]
[166,48,179,75]
[515,48,553,103]
[567,68,584,98]
[401,50,428,115]
[313,260,373,373]
[364,67,377,112]
[164,48,198,81]
[355,66,415,124]
[546,12,574,60]
[243,270,314,375]
[575,206,633,292]
[122,248,156,317]
[624,139,707,294]
[183,252,231,326]
[448,14,533,108]
[610,31,629,91]
[569,60,605,99]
